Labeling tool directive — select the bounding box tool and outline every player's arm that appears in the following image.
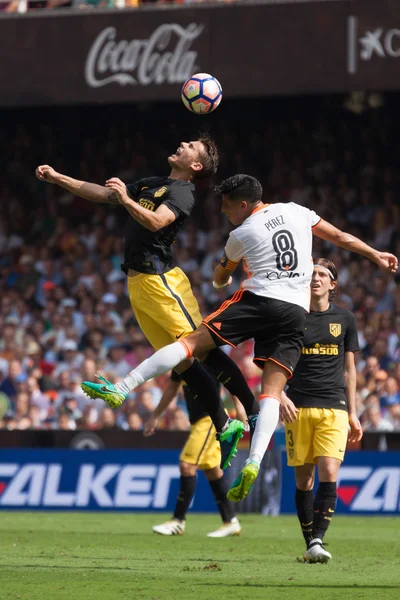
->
[313,219,398,274]
[106,177,176,231]
[213,233,243,288]
[143,377,181,436]
[35,165,120,204]
[344,351,363,442]
[213,254,239,289]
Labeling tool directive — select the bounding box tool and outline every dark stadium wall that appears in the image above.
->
[0,0,400,107]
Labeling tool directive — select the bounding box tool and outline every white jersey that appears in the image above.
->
[224,202,321,311]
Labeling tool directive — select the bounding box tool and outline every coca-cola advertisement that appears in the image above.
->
[0,1,399,107]
[84,23,205,89]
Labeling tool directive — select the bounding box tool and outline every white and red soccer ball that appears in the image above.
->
[181,73,222,114]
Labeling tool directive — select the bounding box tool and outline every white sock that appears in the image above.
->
[115,341,189,393]
[248,396,280,464]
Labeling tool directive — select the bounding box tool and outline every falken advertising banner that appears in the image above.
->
[280,451,400,515]
[1,1,400,107]
[0,449,217,512]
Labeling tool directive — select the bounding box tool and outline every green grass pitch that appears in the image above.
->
[0,513,399,600]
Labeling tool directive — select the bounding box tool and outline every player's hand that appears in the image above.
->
[143,415,159,437]
[279,392,299,423]
[374,252,398,274]
[348,412,363,443]
[35,165,59,184]
[105,177,128,203]
[212,276,233,289]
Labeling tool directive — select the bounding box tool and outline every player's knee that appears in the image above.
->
[319,466,338,482]
[180,461,197,477]
[318,458,341,482]
[204,466,223,481]
[296,475,314,491]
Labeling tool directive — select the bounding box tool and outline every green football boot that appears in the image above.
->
[81,373,127,408]
[217,419,245,470]
[227,460,260,502]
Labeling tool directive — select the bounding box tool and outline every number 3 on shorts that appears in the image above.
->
[287,429,294,447]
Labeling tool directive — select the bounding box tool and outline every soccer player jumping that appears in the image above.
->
[81,174,397,498]
[36,142,259,470]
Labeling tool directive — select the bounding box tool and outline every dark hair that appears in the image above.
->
[195,133,219,180]
[214,174,263,204]
[314,257,338,298]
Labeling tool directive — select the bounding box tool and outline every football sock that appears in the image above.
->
[295,488,314,546]
[209,476,236,523]
[312,481,337,541]
[204,348,259,417]
[181,362,229,432]
[173,475,197,521]
[248,395,280,464]
[116,341,189,393]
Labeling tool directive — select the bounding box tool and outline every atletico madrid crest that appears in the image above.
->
[329,323,341,338]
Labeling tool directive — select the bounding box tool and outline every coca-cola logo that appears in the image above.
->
[85,23,204,88]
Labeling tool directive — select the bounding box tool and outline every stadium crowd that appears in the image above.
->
[1,0,245,12]
[0,96,399,434]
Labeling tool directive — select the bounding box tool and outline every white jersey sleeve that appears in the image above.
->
[229,202,320,311]
[310,210,321,228]
[224,231,245,263]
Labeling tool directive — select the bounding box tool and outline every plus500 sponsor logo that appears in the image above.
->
[337,467,400,513]
[0,463,179,509]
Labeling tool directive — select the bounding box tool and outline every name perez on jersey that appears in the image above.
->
[264,214,285,232]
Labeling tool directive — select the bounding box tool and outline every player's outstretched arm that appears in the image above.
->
[313,219,398,274]
[344,351,363,443]
[143,378,181,437]
[35,165,120,204]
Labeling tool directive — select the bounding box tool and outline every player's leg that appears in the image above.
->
[104,269,231,429]
[286,408,316,549]
[294,464,316,549]
[82,270,233,434]
[227,361,288,502]
[153,461,197,536]
[203,348,259,421]
[303,456,339,563]
[189,423,240,537]
[176,266,258,422]
[228,300,305,502]
[153,410,207,536]
[305,409,348,563]
[204,466,241,537]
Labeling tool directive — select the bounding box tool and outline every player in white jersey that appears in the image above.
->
[82,174,398,497]
[219,195,319,312]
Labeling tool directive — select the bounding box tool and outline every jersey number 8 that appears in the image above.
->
[272,230,298,272]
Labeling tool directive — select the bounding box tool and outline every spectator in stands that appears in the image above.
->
[380,377,400,410]
[127,412,143,430]
[363,404,394,433]
[98,407,117,429]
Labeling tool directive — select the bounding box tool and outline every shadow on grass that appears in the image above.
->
[197,582,400,590]
[0,564,135,571]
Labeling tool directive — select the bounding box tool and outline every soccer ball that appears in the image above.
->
[181,73,222,114]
